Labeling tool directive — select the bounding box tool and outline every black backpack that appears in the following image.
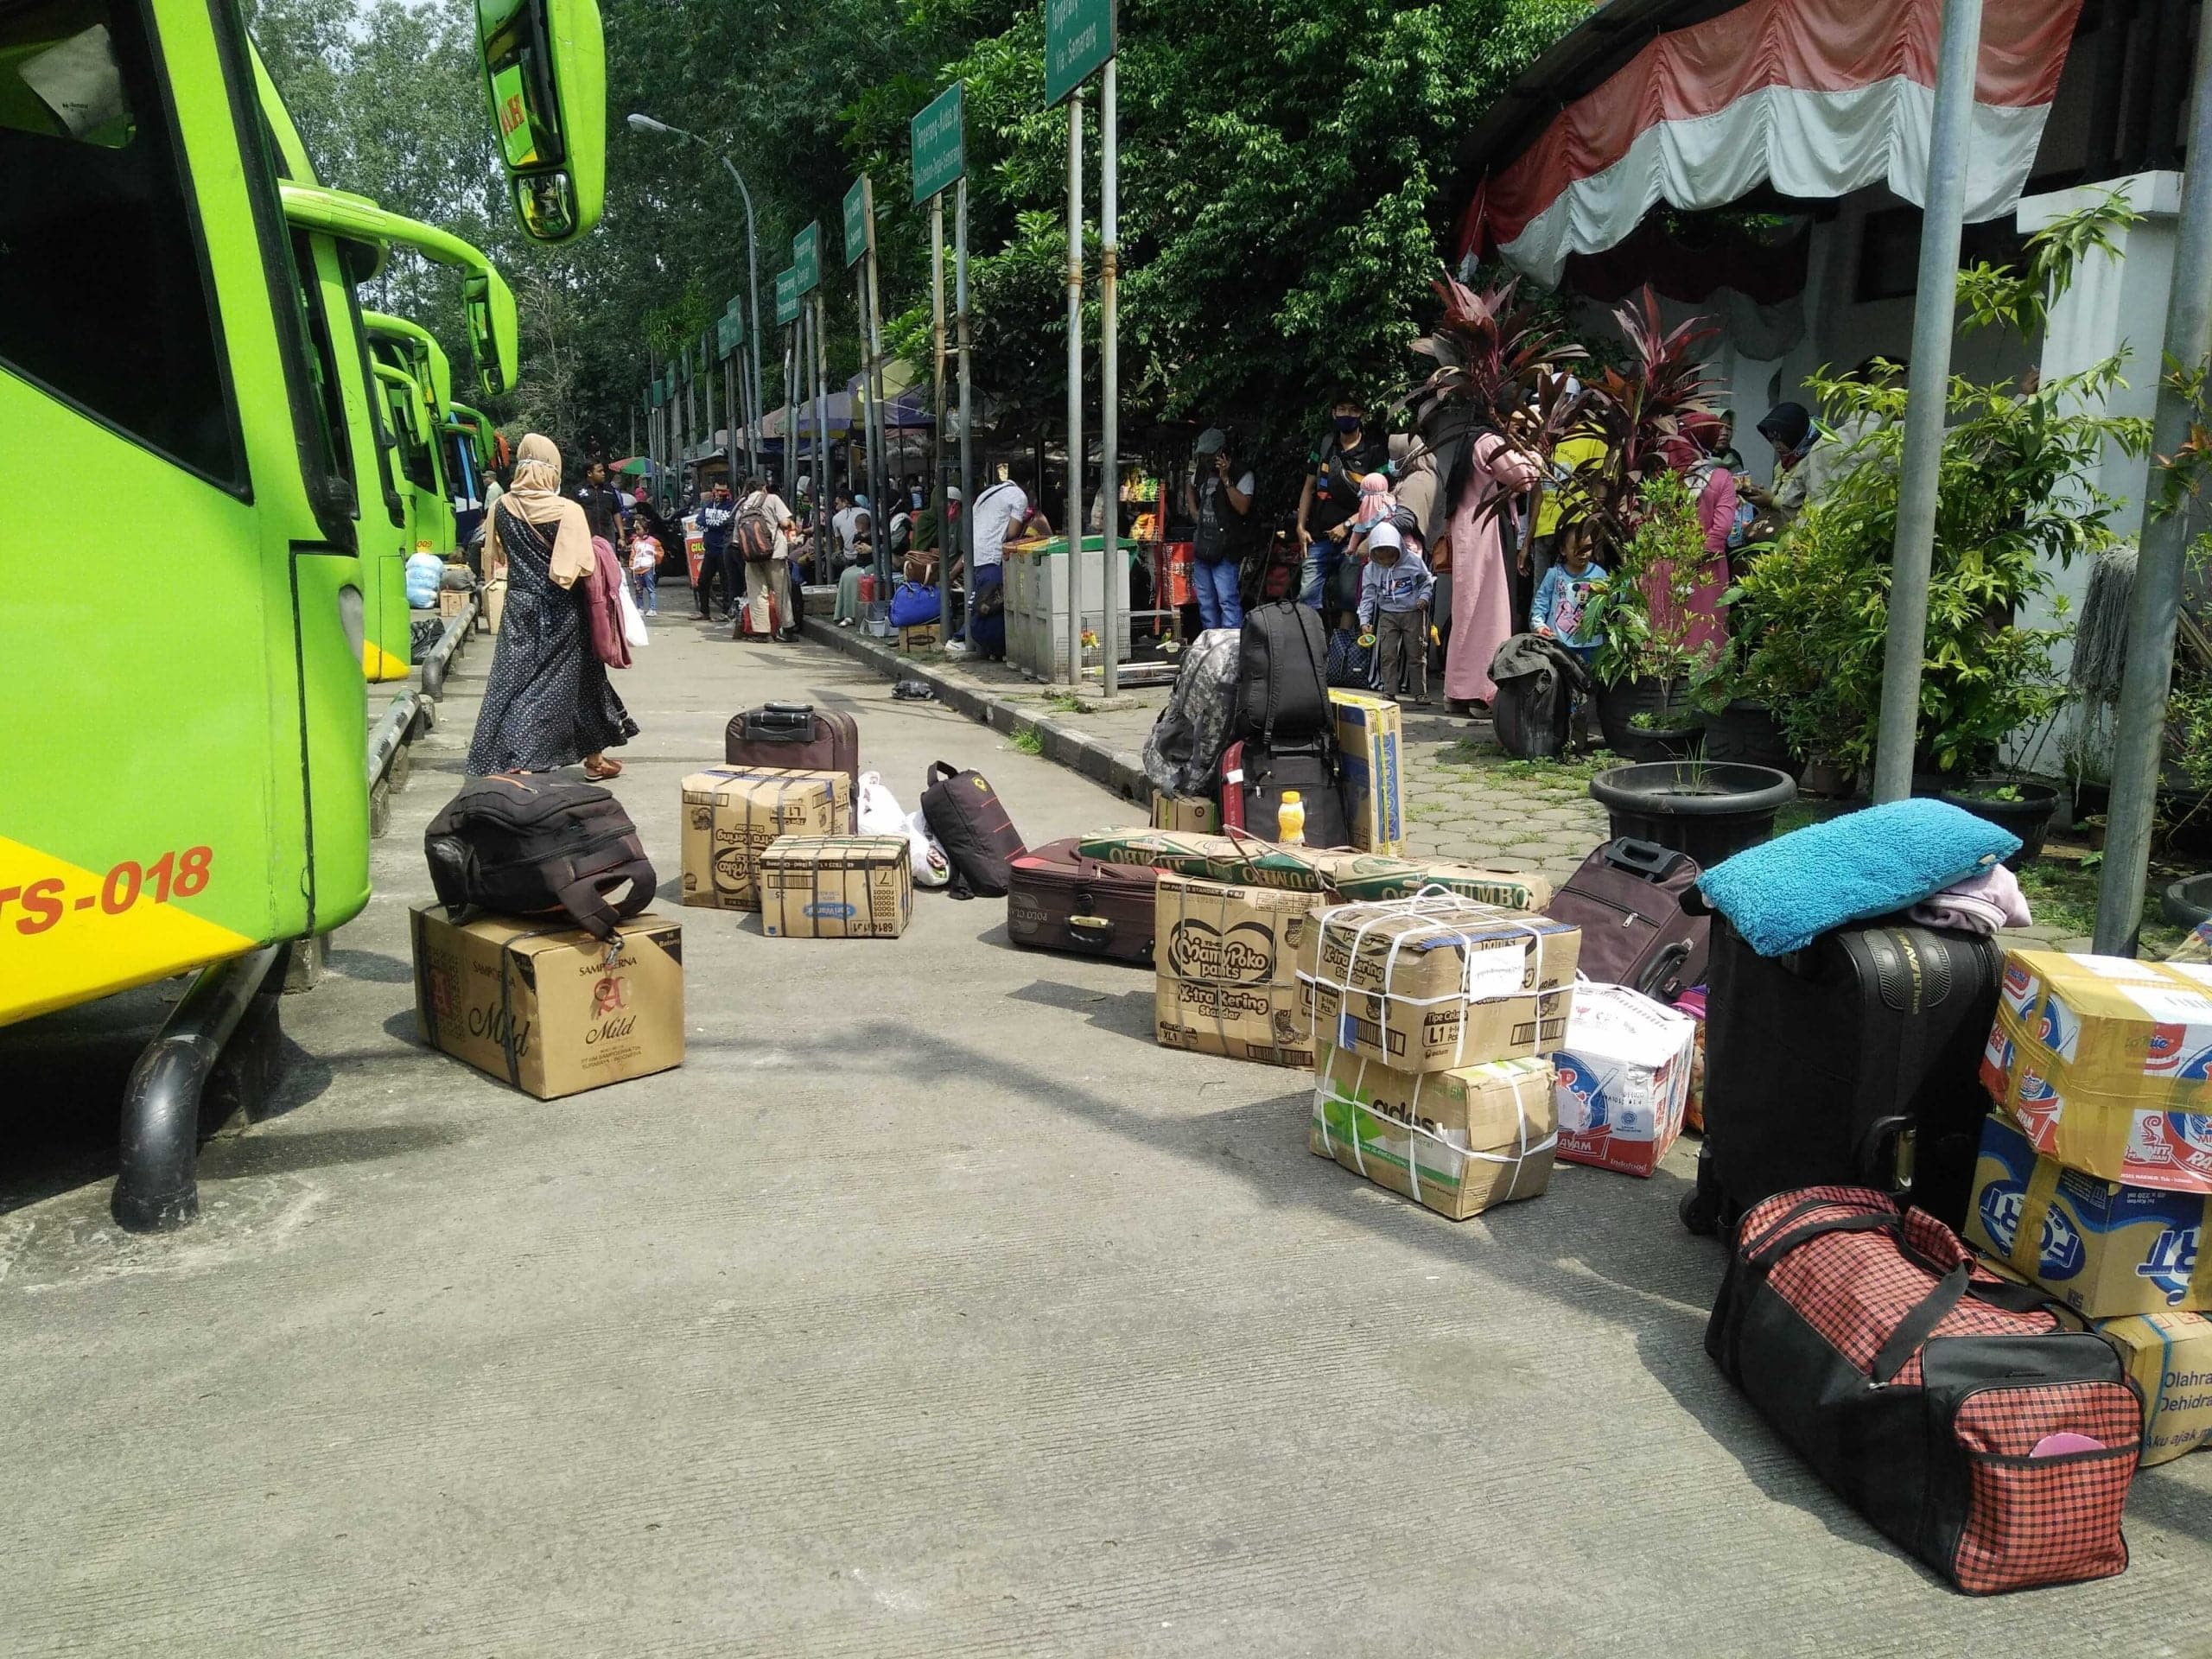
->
[424,777,657,938]
[918,761,1027,899]
[1235,601,1331,745]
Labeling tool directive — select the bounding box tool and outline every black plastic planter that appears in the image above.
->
[1593,679,1702,763]
[1589,762,1799,868]
[1700,700,1803,779]
[1937,780,2058,868]
[2162,874,2212,931]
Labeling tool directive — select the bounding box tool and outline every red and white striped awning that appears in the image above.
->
[1463,0,2085,285]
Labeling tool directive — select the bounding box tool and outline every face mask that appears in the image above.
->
[1335,415,1361,435]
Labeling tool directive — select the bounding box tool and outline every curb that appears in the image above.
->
[802,618,1150,804]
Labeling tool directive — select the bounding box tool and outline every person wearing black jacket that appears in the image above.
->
[695,481,739,620]
[575,460,623,544]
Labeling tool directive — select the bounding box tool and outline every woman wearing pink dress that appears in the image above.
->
[1443,428,1542,709]
[1646,431,1737,663]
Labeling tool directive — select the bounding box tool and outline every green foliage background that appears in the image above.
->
[246,0,1585,493]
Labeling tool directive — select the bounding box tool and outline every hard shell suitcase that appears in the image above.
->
[724,701,859,791]
[1006,839,1160,964]
[1547,839,1707,1001]
[919,761,1026,898]
[1218,738,1351,848]
[1235,601,1332,745]
[1682,916,2003,1237]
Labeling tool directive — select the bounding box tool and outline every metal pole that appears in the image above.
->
[865,187,892,601]
[1871,0,1984,803]
[813,290,830,592]
[957,174,975,651]
[1099,60,1119,697]
[1065,91,1085,689]
[784,325,798,508]
[931,191,950,639]
[2096,16,2212,951]
[856,266,874,522]
[713,152,766,436]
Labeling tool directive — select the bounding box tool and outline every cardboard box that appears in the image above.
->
[680,767,852,912]
[410,906,683,1099]
[1153,874,1325,1067]
[1313,852,1552,912]
[1151,793,1220,836]
[1296,898,1579,1073]
[1983,950,2212,1194]
[759,836,912,938]
[1550,983,1695,1178]
[1964,1113,2212,1318]
[1077,829,1550,911]
[436,586,470,619]
[1329,690,1405,855]
[1310,1046,1554,1219]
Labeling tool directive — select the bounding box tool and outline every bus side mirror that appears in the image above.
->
[477,0,605,244]
[463,269,520,399]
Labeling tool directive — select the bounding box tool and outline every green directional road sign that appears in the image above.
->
[652,377,664,406]
[717,304,745,357]
[843,180,870,269]
[910,81,964,205]
[775,267,799,327]
[1046,0,1114,106]
[792,222,821,296]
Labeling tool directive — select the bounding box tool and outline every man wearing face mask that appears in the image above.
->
[1296,396,1389,612]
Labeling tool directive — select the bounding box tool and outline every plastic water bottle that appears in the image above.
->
[1277,791,1306,846]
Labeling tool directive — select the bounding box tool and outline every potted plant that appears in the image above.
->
[1688,652,1801,778]
[1582,469,1713,760]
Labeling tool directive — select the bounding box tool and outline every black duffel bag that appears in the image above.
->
[424,776,656,938]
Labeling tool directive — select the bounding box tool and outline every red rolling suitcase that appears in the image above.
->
[1006,840,1160,964]
[724,702,860,790]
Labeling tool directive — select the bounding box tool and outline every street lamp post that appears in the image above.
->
[628,113,764,468]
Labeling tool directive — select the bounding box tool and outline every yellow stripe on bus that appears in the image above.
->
[365,639,412,681]
[0,836,260,1028]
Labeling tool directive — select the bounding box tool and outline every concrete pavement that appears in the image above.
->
[0,609,2206,1656]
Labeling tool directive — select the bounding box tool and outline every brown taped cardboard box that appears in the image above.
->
[760,836,912,938]
[410,906,683,1099]
[436,586,470,619]
[1297,898,1579,1073]
[679,767,851,912]
[1077,828,1550,910]
[1310,1046,1554,1219]
[1151,793,1220,835]
[1154,873,1326,1067]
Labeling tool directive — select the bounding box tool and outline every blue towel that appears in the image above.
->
[1699,799,2021,957]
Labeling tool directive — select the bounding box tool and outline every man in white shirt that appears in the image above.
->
[950,462,1031,660]
[734,474,801,642]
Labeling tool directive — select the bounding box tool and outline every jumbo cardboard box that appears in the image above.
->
[760,836,912,938]
[1964,1113,2212,1317]
[1151,793,1220,836]
[1550,982,1696,1178]
[1297,898,1579,1073]
[1154,874,1325,1067]
[680,767,851,912]
[1329,690,1405,855]
[1078,829,1551,911]
[1309,1046,1554,1219]
[1983,949,2212,1194]
[410,906,683,1099]
[1312,851,1551,912]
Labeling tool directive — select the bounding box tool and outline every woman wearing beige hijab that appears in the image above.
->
[467,435,638,779]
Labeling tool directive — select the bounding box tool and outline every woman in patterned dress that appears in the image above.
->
[467,435,639,779]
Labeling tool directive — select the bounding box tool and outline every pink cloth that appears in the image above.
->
[1641,463,1733,663]
[1909,862,2031,934]
[1444,431,1541,703]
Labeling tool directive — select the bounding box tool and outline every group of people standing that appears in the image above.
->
[689,477,804,639]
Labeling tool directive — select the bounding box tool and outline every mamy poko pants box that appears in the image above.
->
[1549,982,1695,1178]
[1964,1114,2212,1317]
[1982,950,2212,1194]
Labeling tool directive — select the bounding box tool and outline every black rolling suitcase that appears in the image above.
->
[1681,916,2002,1238]
[1217,738,1351,847]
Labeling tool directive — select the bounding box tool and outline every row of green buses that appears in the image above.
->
[1,0,605,1030]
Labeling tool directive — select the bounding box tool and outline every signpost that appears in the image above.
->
[794,224,829,579]
[846,178,890,575]
[1046,0,1116,686]
[911,82,968,641]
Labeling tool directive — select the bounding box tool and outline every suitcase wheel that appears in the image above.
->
[1677,1183,1721,1236]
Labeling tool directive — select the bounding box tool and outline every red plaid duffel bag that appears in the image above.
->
[1707,1185,2142,1594]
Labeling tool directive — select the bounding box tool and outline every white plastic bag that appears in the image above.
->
[619,581,649,649]
[856,770,951,887]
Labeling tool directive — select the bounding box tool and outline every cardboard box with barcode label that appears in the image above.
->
[1329,690,1405,855]
[410,906,684,1099]
[680,767,851,912]
[1982,949,2212,1195]
[1550,982,1696,1179]
[1296,898,1578,1073]
[759,836,912,938]
[1310,1046,1554,1219]
[1150,793,1220,836]
[1153,873,1325,1068]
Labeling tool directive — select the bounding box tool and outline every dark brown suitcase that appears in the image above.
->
[1006,838,1159,964]
[724,702,860,787]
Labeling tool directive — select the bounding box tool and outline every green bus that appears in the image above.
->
[0,0,603,1032]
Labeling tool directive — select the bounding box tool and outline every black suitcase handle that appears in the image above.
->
[1604,837,1688,880]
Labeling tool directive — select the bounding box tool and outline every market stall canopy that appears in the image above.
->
[1452,0,2084,285]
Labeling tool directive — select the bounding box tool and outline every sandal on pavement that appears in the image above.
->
[582,758,624,781]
